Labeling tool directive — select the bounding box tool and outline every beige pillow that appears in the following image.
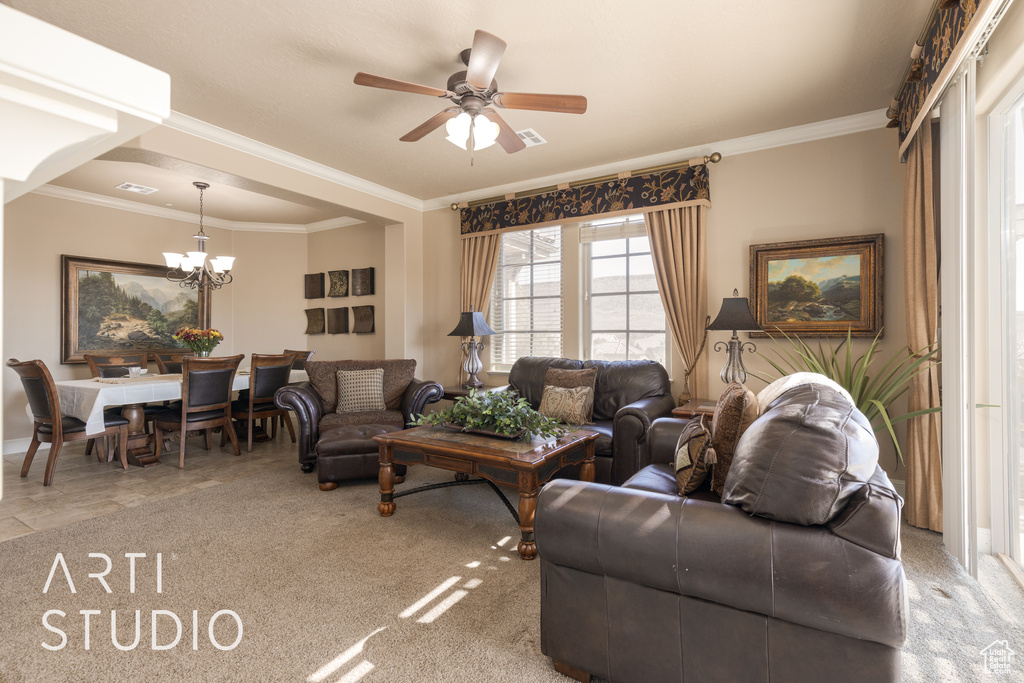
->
[675,415,712,495]
[336,368,386,413]
[709,382,759,496]
[539,385,594,424]
[538,367,598,424]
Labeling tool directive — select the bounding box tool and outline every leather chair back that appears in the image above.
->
[151,351,193,374]
[250,354,294,402]
[182,355,244,412]
[284,349,314,370]
[6,358,59,423]
[84,353,148,378]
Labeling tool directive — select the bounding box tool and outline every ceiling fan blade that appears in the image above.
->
[483,109,526,154]
[466,30,507,90]
[493,92,588,114]
[400,109,459,142]
[353,72,449,98]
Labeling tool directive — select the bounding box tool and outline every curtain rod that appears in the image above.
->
[885,0,955,124]
[449,151,723,211]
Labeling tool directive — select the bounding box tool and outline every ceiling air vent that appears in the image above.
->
[516,129,547,147]
[115,182,159,195]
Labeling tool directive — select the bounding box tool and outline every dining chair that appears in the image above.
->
[227,353,297,452]
[283,349,314,369]
[83,352,148,377]
[6,358,129,486]
[152,354,244,468]
[150,351,194,374]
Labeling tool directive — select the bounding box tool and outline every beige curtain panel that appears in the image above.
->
[902,120,942,532]
[457,233,502,384]
[645,205,709,400]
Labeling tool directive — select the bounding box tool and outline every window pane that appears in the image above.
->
[630,332,666,365]
[591,332,629,361]
[629,293,666,330]
[629,255,658,291]
[591,294,627,329]
[591,238,627,257]
[628,236,651,253]
[592,256,627,294]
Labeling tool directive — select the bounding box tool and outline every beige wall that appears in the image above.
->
[305,223,386,360]
[1,193,308,440]
[421,207,462,386]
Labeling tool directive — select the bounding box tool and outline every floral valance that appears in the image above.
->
[896,3,977,150]
[460,163,710,235]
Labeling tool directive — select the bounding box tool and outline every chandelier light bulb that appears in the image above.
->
[163,252,183,269]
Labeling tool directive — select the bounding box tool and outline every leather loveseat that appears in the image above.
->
[506,356,674,485]
[534,383,907,683]
[274,359,443,473]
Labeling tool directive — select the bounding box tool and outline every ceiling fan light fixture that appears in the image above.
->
[473,114,500,150]
[446,112,473,149]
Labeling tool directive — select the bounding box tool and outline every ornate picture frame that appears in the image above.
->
[748,234,883,338]
[61,255,211,364]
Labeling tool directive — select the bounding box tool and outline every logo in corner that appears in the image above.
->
[981,639,1016,674]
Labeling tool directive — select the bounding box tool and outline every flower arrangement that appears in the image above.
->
[173,327,223,356]
[414,389,568,440]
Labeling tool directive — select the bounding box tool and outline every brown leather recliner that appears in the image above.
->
[535,383,907,683]
[507,356,674,485]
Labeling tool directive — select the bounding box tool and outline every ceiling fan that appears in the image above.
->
[353,30,587,154]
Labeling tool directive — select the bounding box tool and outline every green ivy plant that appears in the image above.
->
[414,389,569,440]
[753,328,941,464]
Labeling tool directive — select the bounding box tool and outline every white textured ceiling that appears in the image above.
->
[11,0,931,215]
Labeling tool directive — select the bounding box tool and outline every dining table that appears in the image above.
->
[55,369,309,466]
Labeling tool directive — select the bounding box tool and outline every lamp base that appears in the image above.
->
[713,335,756,385]
[460,339,485,390]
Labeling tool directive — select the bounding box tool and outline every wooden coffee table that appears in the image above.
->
[373,425,598,560]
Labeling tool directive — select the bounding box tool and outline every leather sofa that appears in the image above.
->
[535,383,907,683]
[274,359,443,473]
[506,356,674,485]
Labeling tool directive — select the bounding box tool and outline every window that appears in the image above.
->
[489,226,562,370]
[582,215,667,364]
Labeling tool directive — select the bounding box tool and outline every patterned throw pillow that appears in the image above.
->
[538,367,597,424]
[336,368,386,413]
[709,382,759,496]
[539,385,594,425]
[675,415,713,495]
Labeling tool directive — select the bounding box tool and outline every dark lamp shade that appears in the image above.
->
[448,311,496,337]
[706,296,761,332]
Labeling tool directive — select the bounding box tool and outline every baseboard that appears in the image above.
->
[3,437,32,456]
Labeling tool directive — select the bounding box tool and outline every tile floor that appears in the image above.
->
[0,421,297,542]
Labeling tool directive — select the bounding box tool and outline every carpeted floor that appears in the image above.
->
[0,462,1021,682]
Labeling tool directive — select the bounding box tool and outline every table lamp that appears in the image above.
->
[706,289,763,384]
[448,307,496,387]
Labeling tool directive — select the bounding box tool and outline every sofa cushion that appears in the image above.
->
[709,382,758,496]
[589,420,614,456]
[674,415,713,495]
[336,368,386,413]
[307,359,416,412]
[538,366,598,424]
[722,383,879,526]
[320,409,405,430]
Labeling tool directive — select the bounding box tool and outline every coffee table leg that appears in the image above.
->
[378,454,396,517]
[580,440,596,482]
[517,490,538,560]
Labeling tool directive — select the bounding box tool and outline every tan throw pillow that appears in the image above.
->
[709,382,759,496]
[336,368,386,413]
[538,367,597,424]
[675,415,712,495]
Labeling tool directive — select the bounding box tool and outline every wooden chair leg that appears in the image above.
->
[247,416,254,453]
[21,431,41,477]
[179,425,187,469]
[204,428,212,450]
[154,425,164,458]
[225,418,241,456]
[271,415,279,440]
[283,413,296,443]
[220,424,227,447]
[116,425,128,470]
[85,438,95,456]
[106,436,116,463]
[42,436,64,486]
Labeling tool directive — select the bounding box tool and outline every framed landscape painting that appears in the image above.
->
[748,234,883,338]
[61,255,211,363]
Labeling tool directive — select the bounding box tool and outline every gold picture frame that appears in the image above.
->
[61,255,211,364]
[748,234,883,338]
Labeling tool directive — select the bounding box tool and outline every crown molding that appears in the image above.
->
[422,109,890,210]
[30,184,363,233]
[164,111,426,212]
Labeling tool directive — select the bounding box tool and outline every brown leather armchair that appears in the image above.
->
[535,384,907,683]
[507,356,674,485]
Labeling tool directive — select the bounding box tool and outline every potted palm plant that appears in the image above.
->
[754,329,940,463]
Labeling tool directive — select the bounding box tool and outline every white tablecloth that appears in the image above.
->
[56,369,307,436]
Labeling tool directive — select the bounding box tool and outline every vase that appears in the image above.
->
[197,350,211,357]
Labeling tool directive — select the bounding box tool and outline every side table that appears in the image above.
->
[671,398,718,420]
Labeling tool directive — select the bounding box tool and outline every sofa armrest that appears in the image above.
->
[610,394,676,483]
[535,479,907,648]
[646,417,695,466]
[401,378,444,426]
[275,382,322,465]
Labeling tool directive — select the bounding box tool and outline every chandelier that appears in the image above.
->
[162,182,235,291]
